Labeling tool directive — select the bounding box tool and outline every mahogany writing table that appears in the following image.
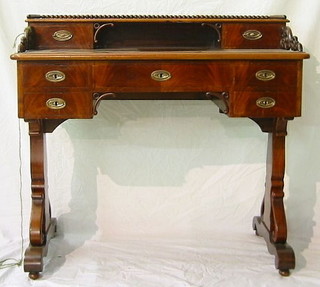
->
[10,15,309,279]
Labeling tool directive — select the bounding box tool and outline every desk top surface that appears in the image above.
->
[11,49,309,61]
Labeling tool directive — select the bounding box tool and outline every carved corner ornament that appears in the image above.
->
[18,26,34,52]
[280,26,303,52]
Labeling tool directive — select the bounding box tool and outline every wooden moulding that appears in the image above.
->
[10,49,310,61]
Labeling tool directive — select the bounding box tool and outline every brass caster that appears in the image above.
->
[29,272,40,280]
[279,269,290,277]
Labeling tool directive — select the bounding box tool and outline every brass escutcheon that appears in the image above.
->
[151,70,171,81]
[45,71,66,82]
[46,98,66,110]
[52,30,73,41]
[242,30,263,40]
[256,97,276,108]
[255,70,276,81]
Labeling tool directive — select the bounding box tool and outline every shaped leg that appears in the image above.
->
[24,120,57,279]
[251,118,295,275]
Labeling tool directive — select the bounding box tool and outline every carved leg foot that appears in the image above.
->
[253,216,295,275]
[24,245,44,279]
[24,218,57,280]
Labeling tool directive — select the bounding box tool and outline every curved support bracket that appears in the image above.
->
[43,119,67,133]
[93,92,116,115]
[206,91,229,114]
[26,119,67,134]
[201,23,222,44]
[250,118,274,133]
[93,22,114,44]
[250,117,293,133]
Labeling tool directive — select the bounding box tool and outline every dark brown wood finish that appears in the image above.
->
[29,23,94,49]
[10,15,309,279]
[23,120,57,279]
[222,23,285,49]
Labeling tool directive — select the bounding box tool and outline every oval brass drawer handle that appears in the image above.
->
[52,30,73,41]
[46,98,66,110]
[256,97,276,109]
[243,30,263,40]
[45,71,66,82]
[151,70,171,81]
[255,70,276,81]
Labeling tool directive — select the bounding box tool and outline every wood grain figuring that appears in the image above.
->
[234,61,299,88]
[94,61,234,92]
[222,23,284,49]
[10,15,310,279]
[30,23,93,49]
[230,90,300,117]
[21,62,91,89]
[23,91,93,119]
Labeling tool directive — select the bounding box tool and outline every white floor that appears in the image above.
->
[1,231,320,287]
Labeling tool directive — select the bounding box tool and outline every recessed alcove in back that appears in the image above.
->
[94,22,221,50]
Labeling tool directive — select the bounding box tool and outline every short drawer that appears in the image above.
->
[222,23,284,49]
[228,89,301,117]
[234,61,300,89]
[29,23,93,49]
[21,91,93,119]
[21,62,91,89]
[94,61,234,92]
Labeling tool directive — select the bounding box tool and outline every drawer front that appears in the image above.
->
[94,61,234,92]
[234,61,300,89]
[22,62,91,89]
[22,91,93,119]
[228,60,302,117]
[228,89,301,117]
[30,23,93,49]
[222,23,284,49]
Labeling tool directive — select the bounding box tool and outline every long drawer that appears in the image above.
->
[94,61,234,92]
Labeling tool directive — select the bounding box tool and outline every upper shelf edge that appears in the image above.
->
[25,14,289,22]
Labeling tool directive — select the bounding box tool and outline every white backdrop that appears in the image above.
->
[1,0,320,286]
